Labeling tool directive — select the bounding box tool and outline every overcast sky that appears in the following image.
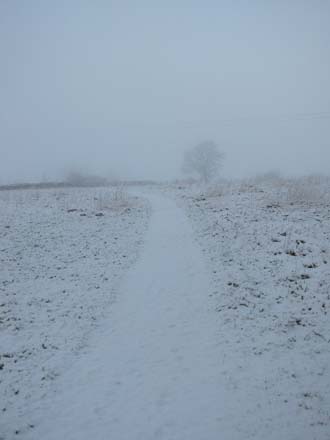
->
[1,1,329,182]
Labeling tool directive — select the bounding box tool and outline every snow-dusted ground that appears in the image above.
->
[19,193,228,440]
[1,180,330,439]
[171,177,330,439]
[0,187,150,439]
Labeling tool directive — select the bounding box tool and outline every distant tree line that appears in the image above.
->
[65,171,109,187]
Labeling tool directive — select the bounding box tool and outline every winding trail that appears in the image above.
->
[27,194,225,440]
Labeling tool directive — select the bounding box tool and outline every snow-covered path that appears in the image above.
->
[26,194,225,440]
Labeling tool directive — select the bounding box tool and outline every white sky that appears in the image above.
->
[1,1,329,182]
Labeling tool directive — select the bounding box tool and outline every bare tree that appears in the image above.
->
[182,141,224,183]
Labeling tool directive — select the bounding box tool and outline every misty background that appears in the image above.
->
[0,1,329,183]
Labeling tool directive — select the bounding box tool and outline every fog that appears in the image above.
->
[1,1,329,183]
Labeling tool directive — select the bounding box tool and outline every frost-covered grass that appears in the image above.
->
[172,176,330,438]
[237,174,330,206]
[0,187,150,438]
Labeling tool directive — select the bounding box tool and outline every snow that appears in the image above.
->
[172,178,330,439]
[0,187,150,439]
[13,193,228,440]
[1,179,330,439]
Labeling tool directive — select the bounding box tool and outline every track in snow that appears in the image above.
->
[25,194,225,440]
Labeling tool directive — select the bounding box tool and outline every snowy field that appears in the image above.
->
[0,187,150,438]
[171,176,330,439]
[1,178,330,440]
